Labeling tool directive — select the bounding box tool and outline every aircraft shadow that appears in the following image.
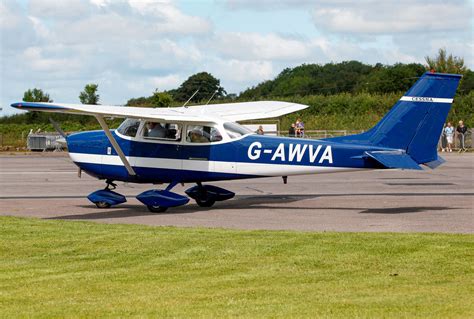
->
[45,193,462,220]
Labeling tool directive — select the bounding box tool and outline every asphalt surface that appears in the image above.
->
[0,152,472,233]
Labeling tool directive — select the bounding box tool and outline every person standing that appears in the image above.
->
[288,123,296,137]
[456,120,468,152]
[295,118,305,138]
[440,123,447,152]
[444,122,454,152]
[256,125,264,135]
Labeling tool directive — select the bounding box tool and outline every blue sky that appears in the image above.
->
[1,0,473,116]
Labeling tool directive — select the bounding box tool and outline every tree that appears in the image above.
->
[425,48,467,74]
[459,70,474,94]
[79,84,99,104]
[173,72,226,102]
[151,89,173,108]
[23,88,52,102]
[22,88,53,122]
[360,63,425,94]
[126,96,153,107]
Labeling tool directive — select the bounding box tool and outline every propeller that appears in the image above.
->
[49,117,67,138]
[49,117,68,148]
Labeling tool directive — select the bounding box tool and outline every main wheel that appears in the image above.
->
[195,198,216,207]
[95,201,111,208]
[147,205,168,213]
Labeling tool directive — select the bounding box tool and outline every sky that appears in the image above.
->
[1,0,473,116]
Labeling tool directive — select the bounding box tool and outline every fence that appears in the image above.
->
[279,130,365,139]
[282,129,473,150]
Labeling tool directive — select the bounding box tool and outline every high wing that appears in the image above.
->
[11,101,308,122]
[11,100,308,177]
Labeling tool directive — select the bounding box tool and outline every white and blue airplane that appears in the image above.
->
[11,72,461,212]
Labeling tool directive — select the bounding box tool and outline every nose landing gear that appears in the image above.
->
[87,180,235,212]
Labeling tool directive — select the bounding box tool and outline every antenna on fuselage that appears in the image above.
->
[201,89,219,115]
[205,89,218,105]
[182,88,200,108]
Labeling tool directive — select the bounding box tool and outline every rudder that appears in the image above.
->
[328,72,462,165]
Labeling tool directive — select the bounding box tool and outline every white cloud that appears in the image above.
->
[28,0,93,20]
[1,0,472,117]
[213,59,273,83]
[128,0,212,35]
[312,1,471,34]
[209,32,312,61]
[149,74,182,90]
[21,47,83,73]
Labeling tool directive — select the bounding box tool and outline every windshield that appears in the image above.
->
[117,118,140,137]
[224,122,253,139]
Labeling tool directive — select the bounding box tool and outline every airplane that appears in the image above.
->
[11,72,461,212]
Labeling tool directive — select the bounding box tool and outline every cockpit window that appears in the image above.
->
[186,125,222,143]
[143,122,181,141]
[117,118,140,137]
[224,122,252,139]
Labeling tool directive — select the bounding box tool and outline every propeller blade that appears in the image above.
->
[48,117,67,138]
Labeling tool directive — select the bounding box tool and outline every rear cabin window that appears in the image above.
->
[143,122,181,141]
[117,118,140,137]
[186,125,223,143]
[224,122,252,139]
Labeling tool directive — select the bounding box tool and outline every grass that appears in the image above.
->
[0,216,473,318]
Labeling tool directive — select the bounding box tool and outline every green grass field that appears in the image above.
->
[0,216,472,318]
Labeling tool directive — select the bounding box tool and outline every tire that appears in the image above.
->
[195,198,215,207]
[95,201,111,208]
[147,205,168,213]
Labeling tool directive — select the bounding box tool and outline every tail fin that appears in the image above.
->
[330,72,462,164]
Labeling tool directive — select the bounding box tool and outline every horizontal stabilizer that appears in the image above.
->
[365,151,422,170]
[422,156,446,169]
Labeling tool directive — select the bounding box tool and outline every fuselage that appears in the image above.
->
[67,129,392,184]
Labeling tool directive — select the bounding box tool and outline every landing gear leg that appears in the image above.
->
[105,179,117,190]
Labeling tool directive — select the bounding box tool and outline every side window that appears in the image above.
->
[117,118,140,137]
[186,125,223,143]
[143,122,181,141]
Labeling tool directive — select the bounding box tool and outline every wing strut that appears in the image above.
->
[95,115,136,176]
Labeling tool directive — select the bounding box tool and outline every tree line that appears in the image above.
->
[2,49,472,128]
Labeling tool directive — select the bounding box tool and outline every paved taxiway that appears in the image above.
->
[0,153,472,233]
